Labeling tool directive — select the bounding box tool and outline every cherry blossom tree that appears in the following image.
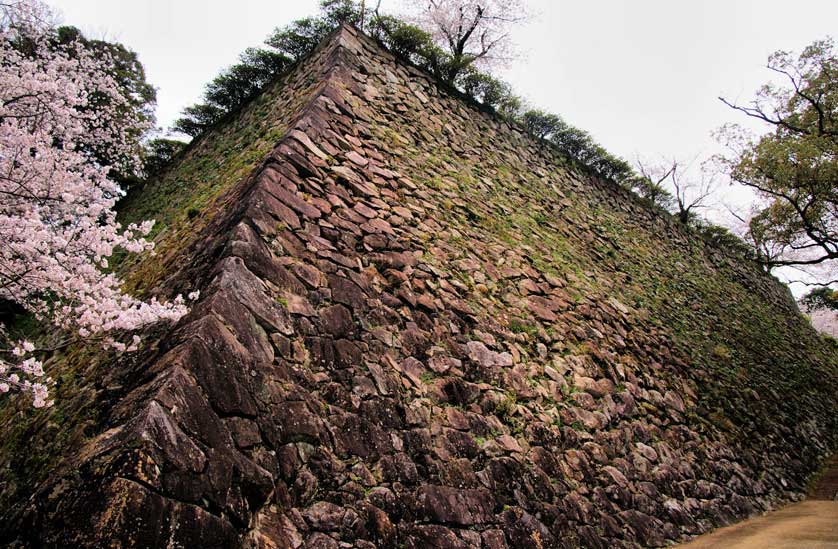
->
[0,1,191,408]
[636,157,718,225]
[406,0,526,83]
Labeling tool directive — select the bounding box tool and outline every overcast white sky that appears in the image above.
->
[47,0,838,293]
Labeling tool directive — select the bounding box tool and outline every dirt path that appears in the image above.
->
[676,456,838,549]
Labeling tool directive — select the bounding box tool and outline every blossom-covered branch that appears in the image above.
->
[407,0,526,82]
[0,0,192,407]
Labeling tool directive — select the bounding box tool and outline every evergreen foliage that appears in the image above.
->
[801,287,838,312]
[142,138,188,178]
[719,38,838,271]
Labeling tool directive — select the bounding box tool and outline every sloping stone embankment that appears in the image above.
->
[4,24,837,549]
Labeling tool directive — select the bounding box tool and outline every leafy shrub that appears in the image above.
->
[695,223,754,257]
[801,287,838,312]
[143,138,187,178]
[523,109,562,140]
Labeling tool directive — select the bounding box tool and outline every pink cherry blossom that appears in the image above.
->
[407,0,526,69]
[0,1,190,408]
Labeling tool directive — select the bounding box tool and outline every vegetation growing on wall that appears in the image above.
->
[165,0,749,263]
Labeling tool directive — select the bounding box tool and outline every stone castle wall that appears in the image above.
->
[6,24,837,548]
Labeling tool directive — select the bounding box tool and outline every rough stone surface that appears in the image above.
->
[2,23,837,549]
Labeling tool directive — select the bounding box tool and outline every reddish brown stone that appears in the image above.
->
[292,262,322,288]
[319,304,353,337]
[327,274,367,310]
[346,150,369,167]
[360,217,394,235]
[288,129,328,160]
[416,485,495,525]
[264,179,322,219]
